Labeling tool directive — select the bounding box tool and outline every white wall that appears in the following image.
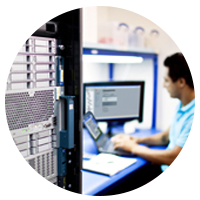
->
[83,63,109,83]
[83,4,196,129]
[82,7,98,44]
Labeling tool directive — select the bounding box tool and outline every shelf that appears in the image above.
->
[82,43,158,129]
[83,42,158,56]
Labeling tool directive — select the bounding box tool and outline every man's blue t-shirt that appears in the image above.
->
[161,98,196,196]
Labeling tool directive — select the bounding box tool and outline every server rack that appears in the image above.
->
[5,9,82,194]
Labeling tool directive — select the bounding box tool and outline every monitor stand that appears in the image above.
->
[107,121,124,137]
[107,120,139,137]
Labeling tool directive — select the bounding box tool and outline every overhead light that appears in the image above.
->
[83,55,143,64]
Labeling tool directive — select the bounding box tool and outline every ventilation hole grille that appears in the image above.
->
[51,151,54,175]
[47,153,50,177]
[37,157,40,174]
[28,159,35,169]
[4,151,55,195]
[5,90,54,130]
[42,155,45,177]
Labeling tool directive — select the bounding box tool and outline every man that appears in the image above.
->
[111,53,195,172]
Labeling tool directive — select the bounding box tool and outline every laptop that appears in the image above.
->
[83,111,134,156]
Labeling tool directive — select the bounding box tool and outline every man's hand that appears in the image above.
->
[111,134,140,153]
[111,134,194,167]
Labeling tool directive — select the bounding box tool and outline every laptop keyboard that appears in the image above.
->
[100,139,133,156]
[103,140,115,151]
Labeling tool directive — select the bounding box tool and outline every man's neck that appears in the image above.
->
[180,89,195,107]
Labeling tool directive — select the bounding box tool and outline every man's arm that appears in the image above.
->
[111,127,170,146]
[136,127,170,146]
[112,129,194,167]
[130,144,182,165]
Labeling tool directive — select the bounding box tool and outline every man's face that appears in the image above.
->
[163,67,180,98]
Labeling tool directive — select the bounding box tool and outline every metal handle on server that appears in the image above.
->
[59,95,75,149]
[55,56,64,86]
[57,95,75,180]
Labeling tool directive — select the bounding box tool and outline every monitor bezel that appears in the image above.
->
[83,81,145,123]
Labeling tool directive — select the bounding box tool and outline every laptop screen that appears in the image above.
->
[83,113,102,140]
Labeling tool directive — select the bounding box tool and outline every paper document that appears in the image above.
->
[83,153,137,176]
[83,152,97,159]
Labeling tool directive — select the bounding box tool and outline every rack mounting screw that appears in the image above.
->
[58,45,65,50]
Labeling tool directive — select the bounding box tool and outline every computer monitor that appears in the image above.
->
[83,81,145,123]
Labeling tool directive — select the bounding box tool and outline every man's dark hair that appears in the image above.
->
[164,53,194,89]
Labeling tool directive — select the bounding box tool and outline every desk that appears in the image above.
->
[82,128,166,195]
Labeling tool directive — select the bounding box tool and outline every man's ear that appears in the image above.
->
[178,77,186,88]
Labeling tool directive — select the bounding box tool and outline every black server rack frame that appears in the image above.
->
[5,9,82,194]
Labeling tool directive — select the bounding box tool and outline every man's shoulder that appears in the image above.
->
[184,110,196,128]
[184,104,195,119]
[187,108,195,120]
[187,98,195,111]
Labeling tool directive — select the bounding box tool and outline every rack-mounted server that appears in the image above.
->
[5,9,82,194]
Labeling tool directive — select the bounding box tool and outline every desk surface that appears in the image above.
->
[82,128,166,195]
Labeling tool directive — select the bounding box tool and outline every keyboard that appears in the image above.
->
[103,140,115,151]
[101,140,133,156]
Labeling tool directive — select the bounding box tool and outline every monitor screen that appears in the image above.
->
[83,81,145,122]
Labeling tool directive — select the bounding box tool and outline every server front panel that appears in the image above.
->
[5,36,58,184]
